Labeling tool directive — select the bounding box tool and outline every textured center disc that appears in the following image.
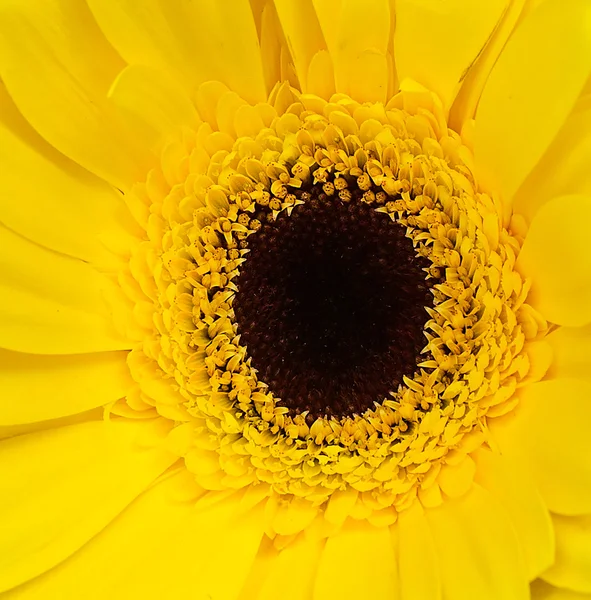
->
[233,186,434,419]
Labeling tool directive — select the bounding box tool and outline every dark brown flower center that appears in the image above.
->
[232,182,435,420]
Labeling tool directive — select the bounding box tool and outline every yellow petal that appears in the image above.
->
[394,0,508,110]
[514,95,591,223]
[347,49,390,105]
[532,579,591,600]
[259,1,296,94]
[6,481,265,600]
[0,418,176,593]
[274,0,326,91]
[489,378,591,515]
[0,83,133,268]
[313,0,392,102]
[272,497,318,535]
[0,407,103,442]
[0,224,130,354]
[542,514,591,593]
[307,50,337,100]
[0,350,131,425]
[438,454,476,498]
[474,448,555,579]
[449,0,528,129]
[237,535,277,600]
[0,0,154,190]
[87,0,266,104]
[426,484,529,600]
[475,0,591,207]
[313,519,398,600]
[516,195,591,327]
[324,487,358,526]
[258,535,325,600]
[108,65,200,154]
[397,502,441,600]
[547,324,591,383]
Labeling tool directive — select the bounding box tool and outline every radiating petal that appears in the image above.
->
[0,83,134,267]
[259,1,288,93]
[426,484,529,600]
[87,0,266,104]
[397,503,441,600]
[108,64,200,153]
[474,448,555,579]
[5,475,265,600]
[274,0,326,91]
[449,0,528,129]
[313,519,398,600]
[0,418,176,593]
[0,408,103,442]
[0,350,131,425]
[542,514,591,593]
[347,50,390,105]
[547,324,591,383]
[257,535,324,600]
[0,224,131,354]
[307,50,337,100]
[514,95,591,223]
[516,194,591,327]
[0,0,154,190]
[489,378,591,515]
[394,0,508,110]
[313,0,392,102]
[475,0,591,207]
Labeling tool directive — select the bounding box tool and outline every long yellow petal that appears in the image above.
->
[449,0,527,129]
[542,514,591,593]
[87,0,266,104]
[0,408,103,442]
[257,535,325,600]
[513,95,591,223]
[0,83,135,268]
[474,448,555,580]
[108,64,200,154]
[547,324,591,383]
[426,485,529,600]
[313,519,398,600]
[0,0,154,190]
[307,50,337,100]
[394,0,508,111]
[0,350,131,425]
[516,194,591,328]
[0,223,130,354]
[313,0,392,102]
[475,0,591,206]
[0,418,176,594]
[259,2,288,94]
[397,502,441,600]
[274,0,326,91]
[489,379,591,515]
[5,481,265,600]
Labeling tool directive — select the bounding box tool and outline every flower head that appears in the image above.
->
[1,0,591,599]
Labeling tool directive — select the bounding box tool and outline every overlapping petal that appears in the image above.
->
[0,0,154,190]
[475,0,591,209]
[0,350,131,425]
[0,419,176,594]
[489,379,591,515]
[0,223,131,354]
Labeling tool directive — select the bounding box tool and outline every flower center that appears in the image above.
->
[233,179,434,419]
[118,83,548,519]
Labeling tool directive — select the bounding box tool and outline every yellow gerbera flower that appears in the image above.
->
[1,0,590,598]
